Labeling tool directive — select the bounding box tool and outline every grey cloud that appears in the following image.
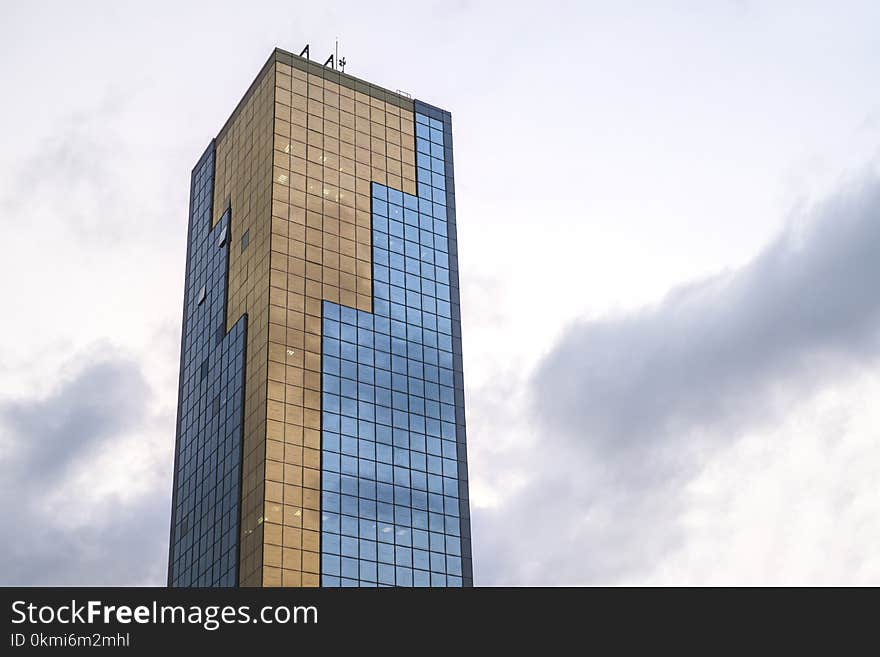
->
[535,175,880,455]
[3,361,149,478]
[1,92,144,246]
[0,355,169,585]
[473,175,880,585]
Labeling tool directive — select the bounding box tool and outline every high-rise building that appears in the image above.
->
[167,47,472,588]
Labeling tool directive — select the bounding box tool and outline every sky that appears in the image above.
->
[1,0,880,585]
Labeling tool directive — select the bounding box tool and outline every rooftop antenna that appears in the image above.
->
[323,39,347,72]
[336,38,347,73]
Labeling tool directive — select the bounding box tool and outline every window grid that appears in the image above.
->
[320,112,464,587]
[169,145,248,588]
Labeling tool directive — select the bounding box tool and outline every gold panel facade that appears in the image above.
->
[195,48,417,587]
[213,61,275,587]
[262,60,416,587]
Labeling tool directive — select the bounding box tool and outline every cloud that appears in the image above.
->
[0,94,188,393]
[0,352,170,585]
[535,174,880,450]
[0,89,169,249]
[473,174,880,585]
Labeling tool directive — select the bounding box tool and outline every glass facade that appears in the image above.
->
[319,110,471,586]
[169,143,248,587]
[169,48,471,587]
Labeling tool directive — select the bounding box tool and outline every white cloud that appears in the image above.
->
[472,174,880,585]
[644,371,880,585]
[2,1,880,586]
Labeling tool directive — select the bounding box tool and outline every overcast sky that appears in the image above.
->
[2,1,880,585]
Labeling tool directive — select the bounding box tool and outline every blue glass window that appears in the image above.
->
[320,110,466,587]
